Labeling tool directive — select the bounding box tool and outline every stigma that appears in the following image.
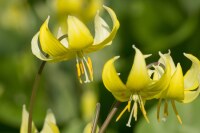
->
[76,52,93,83]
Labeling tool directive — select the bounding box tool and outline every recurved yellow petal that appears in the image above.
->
[158,50,176,74]
[67,16,93,50]
[93,11,111,45]
[31,32,52,61]
[184,53,200,91]
[140,52,171,99]
[84,5,120,53]
[126,46,151,92]
[102,56,130,102]
[165,63,184,100]
[39,16,70,57]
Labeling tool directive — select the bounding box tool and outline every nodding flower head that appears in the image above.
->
[31,5,120,83]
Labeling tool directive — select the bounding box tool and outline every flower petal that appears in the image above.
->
[181,88,200,103]
[165,63,184,100]
[158,50,176,74]
[93,11,111,45]
[184,53,200,91]
[41,110,60,133]
[20,105,38,133]
[67,16,94,50]
[57,27,69,48]
[31,32,52,61]
[84,5,120,53]
[32,31,76,62]
[102,56,130,102]
[126,46,151,92]
[39,16,71,57]
[140,52,172,99]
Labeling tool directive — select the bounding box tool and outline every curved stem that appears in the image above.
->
[99,101,121,133]
[92,103,101,133]
[28,61,46,133]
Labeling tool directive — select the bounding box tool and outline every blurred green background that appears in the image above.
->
[0,0,200,133]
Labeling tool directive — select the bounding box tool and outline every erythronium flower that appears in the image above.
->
[31,5,120,83]
[56,0,103,22]
[102,45,172,127]
[155,52,200,124]
[20,105,60,133]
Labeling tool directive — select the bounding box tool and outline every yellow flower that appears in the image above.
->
[155,52,200,124]
[56,0,103,22]
[102,46,172,127]
[31,6,120,83]
[83,122,99,133]
[20,105,60,133]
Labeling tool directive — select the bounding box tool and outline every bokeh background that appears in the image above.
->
[0,0,200,133]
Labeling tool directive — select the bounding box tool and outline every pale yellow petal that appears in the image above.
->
[20,105,38,133]
[102,56,130,102]
[165,63,184,100]
[48,123,60,133]
[93,11,111,45]
[67,16,93,50]
[181,89,200,103]
[31,32,52,61]
[84,5,120,53]
[41,110,60,133]
[83,122,99,133]
[39,16,71,57]
[56,27,69,48]
[158,50,176,74]
[184,53,200,90]
[126,46,151,92]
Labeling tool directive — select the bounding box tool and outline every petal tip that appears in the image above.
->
[132,44,136,49]
[114,56,120,60]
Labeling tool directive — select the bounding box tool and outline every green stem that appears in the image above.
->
[99,101,121,133]
[28,61,46,133]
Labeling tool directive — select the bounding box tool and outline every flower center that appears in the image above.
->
[76,51,93,83]
[116,94,149,127]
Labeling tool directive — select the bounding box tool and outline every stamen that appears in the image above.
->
[81,59,90,83]
[164,100,168,117]
[76,57,83,83]
[157,99,162,122]
[83,57,93,81]
[80,62,84,74]
[138,95,149,123]
[76,52,94,83]
[171,100,182,124]
[126,102,135,127]
[116,100,131,122]
[87,57,93,74]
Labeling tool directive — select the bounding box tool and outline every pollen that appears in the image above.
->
[76,53,93,83]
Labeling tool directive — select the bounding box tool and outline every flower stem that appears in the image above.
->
[99,101,121,133]
[92,103,101,133]
[28,61,46,133]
